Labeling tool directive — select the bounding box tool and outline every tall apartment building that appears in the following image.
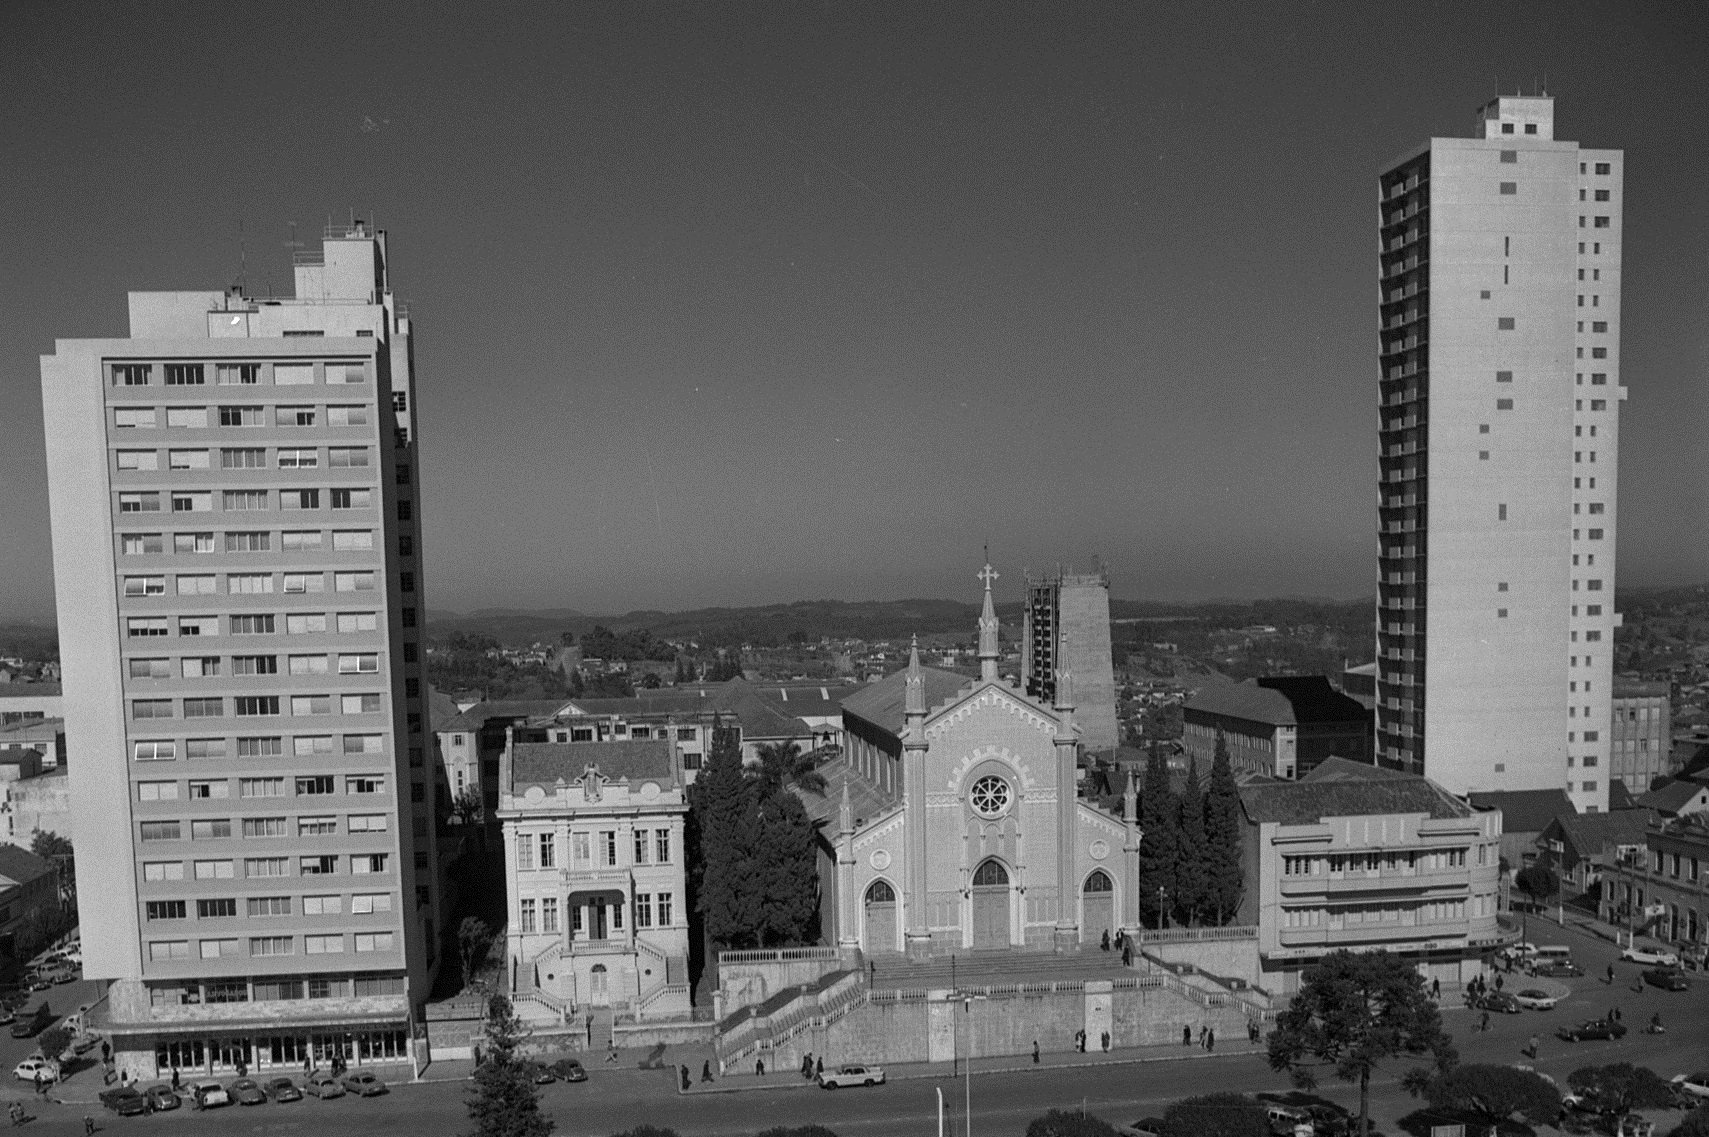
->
[1375,95,1623,813]
[41,222,439,1080]
[1021,567,1119,753]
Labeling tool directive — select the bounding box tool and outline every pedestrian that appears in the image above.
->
[679,1065,690,1091]
[756,1057,765,1077]
[101,1040,111,1064]
[1613,1006,1622,1022]
[607,1040,620,1064]
[34,1071,45,1097]
[1122,943,1133,967]
[800,1054,812,1080]
[1032,1040,1040,1064]
[171,1066,180,1090]
[1480,1011,1491,1033]
[1207,1028,1215,1053]
[84,1117,97,1136]
[1494,974,1503,992]
[815,1057,823,1079]
[1101,930,1111,952]
[586,1017,594,1047]
[1607,963,1616,985]
[1198,1025,1208,1047]
[1527,1034,1539,1060]
[1183,1024,1192,1046]
[1101,1031,1110,1052]
[1431,977,1440,999]
[702,1060,714,1083]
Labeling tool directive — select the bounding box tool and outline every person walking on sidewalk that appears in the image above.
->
[606,1040,619,1064]
[815,1057,823,1079]
[1206,1028,1215,1052]
[701,1060,713,1083]
[1183,1024,1192,1046]
[756,1057,765,1077]
[1032,1040,1040,1064]
[1526,1034,1539,1060]
[1101,1031,1110,1052]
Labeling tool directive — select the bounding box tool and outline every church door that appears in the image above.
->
[1082,870,1114,945]
[970,859,1011,949]
[588,964,610,1006]
[864,880,898,954]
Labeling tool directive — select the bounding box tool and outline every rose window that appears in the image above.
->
[970,775,1011,818]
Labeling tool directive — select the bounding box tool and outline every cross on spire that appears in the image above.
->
[977,563,999,591]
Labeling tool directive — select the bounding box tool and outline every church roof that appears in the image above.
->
[1240,766,1470,825]
[792,753,899,830]
[840,666,976,738]
[510,740,678,793]
[1467,788,1576,834]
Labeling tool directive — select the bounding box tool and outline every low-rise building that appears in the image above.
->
[1610,680,1671,795]
[1239,758,1506,993]
[0,845,63,960]
[1,769,72,850]
[1598,813,1708,960]
[1468,788,1575,877]
[0,684,60,727]
[1534,809,1654,895]
[1183,676,1372,780]
[496,737,690,1022]
[1633,776,1709,820]
[0,719,65,770]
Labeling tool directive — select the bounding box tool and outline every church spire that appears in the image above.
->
[838,779,854,838]
[1053,627,1075,714]
[904,633,924,718]
[977,562,1000,682]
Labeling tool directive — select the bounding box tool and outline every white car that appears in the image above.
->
[1513,989,1560,1010]
[1621,945,1680,967]
[13,1056,58,1082]
[190,1080,231,1109]
[1673,1073,1709,1103]
[1501,942,1539,961]
[818,1063,886,1089]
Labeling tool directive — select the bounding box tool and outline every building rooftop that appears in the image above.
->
[0,683,60,700]
[1468,788,1576,834]
[0,846,55,889]
[1185,676,1368,727]
[1545,809,1654,856]
[1634,777,1709,818]
[840,666,976,738]
[510,739,677,794]
[1612,679,1670,699]
[1240,762,1470,825]
[792,753,899,830]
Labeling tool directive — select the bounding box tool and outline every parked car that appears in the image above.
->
[1478,992,1524,1014]
[548,1058,587,1083]
[70,1032,100,1055]
[522,1062,555,1085]
[142,1085,180,1111]
[9,1004,52,1039]
[1117,1120,1167,1137]
[98,1086,152,1117]
[1558,1019,1628,1042]
[23,975,51,993]
[1265,1104,1313,1136]
[44,967,77,985]
[818,1064,885,1089]
[1620,945,1680,967]
[264,1076,303,1102]
[230,1077,268,1105]
[190,1079,231,1109]
[1671,1074,1709,1104]
[1501,943,1539,962]
[1532,961,1586,979]
[1513,989,1560,1010]
[341,1071,388,1097]
[1642,968,1690,992]
[305,1071,346,1098]
[13,1056,58,1082]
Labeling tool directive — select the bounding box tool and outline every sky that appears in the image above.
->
[3,1,1705,621]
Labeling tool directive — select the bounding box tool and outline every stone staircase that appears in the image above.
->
[868,948,1135,993]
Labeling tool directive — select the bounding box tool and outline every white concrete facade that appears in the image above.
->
[1376,96,1623,813]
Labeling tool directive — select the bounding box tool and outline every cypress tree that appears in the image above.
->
[694,721,759,947]
[1138,741,1178,929]
[752,788,820,946]
[1173,757,1207,926]
[1204,739,1246,924]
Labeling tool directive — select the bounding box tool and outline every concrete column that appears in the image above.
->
[904,744,931,958]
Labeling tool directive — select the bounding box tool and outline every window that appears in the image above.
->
[242,857,285,878]
[162,363,205,386]
[331,362,367,384]
[655,829,671,863]
[187,779,228,800]
[302,895,342,915]
[230,614,275,635]
[283,572,325,594]
[171,491,213,513]
[1499,181,1516,194]
[218,405,264,427]
[633,829,650,865]
[396,500,412,521]
[351,892,393,914]
[347,774,385,793]
[239,778,284,798]
[279,488,320,510]
[190,819,232,840]
[332,530,374,551]
[236,736,282,758]
[250,936,294,956]
[635,893,652,927]
[121,532,165,555]
[114,363,153,386]
[146,900,187,921]
[296,775,334,795]
[168,448,211,471]
[519,899,536,933]
[123,575,166,597]
[143,861,184,882]
[291,694,333,716]
[336,612,378,633]
[115,407,159,429]
[334,571,377,592]
[235,695,280,717]
[149,941,190,962]
[273,363,314,386]
[1500,149,1517,163]
[517,840,533,871]
[196,898,237,919]
[327,405,368,426]
[225,531,269,552]
[178,615,217,636]
[342,693,382,714]
[300,855,337,875]
[330,488,373,509]
[128,616,169,637]
[1594,216,1610,228]
[1498,504,1507,521]
[351,853,388,875]
[329,447,370,468]
[140,821,182,842]
[117,449,159,471]
[657,892,673,925]
[338,653,380,674]
[287,612,328,634]
[538,833,556,868]
[183,738,222,760]
[304,935,343,955]
[288,654,329,675]
[354,932,394,953]
[215,363,258,385]
[292,735,333,755]
[601,831,618,867]
[129,657,170,679]
[227,572,273,595]
[343,736,383,757]
[173,532,215,554]
[137,781,179,802]
[165,407,208,428]
[132,699,174,720]
[347,814,388,832]
[1497,317,1515,330]
[134,740,177,761]
[177,574,217,596]
[298,816,337,837]
[276,406,317,427]
[225,655,274,678]
[119,491,161,513]
[281,530,323,551]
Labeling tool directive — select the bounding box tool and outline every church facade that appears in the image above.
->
[820,566,1142,957]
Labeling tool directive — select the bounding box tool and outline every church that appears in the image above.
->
[809,565,1142,958]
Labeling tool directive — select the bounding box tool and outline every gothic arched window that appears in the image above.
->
[1084,870,1113,894]
[972,859,1009,887]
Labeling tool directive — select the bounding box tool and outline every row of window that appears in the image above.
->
[117,446,371,471]
[145,892,393,921]
[149,975,405,1012]
[112,362,366,388]
[114,404,370,429]
[131,692,386,720]
[516,891,677,933]
[516,828,674,870]
[133,738,423,771]
[129,652,381,678]
[1280,895,1484,927]
[139,853,390,877]
[148,931,394,962]
[1280,846,1476,877]
[140,811,389,839]
[118,488,382,513]
[127,611,386,638]
[124,570,400,597]
[136,772,385,796]
[123,530,385,555]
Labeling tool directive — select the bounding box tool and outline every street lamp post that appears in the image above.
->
[962,994,987,1137]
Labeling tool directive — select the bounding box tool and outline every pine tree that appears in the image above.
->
[1137,741,1179,929]
[694,723,760,948]
[752,788,820,946]
[1204,739,1245,924]
[465,994,554,1137]
[1173,757,1207,926]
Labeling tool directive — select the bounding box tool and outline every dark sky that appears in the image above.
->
[4,1,1705,621]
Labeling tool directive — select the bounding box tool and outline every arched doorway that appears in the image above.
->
[588,964,610,1006]
[864,879,898,954]
[971,859,1011,949]
[1082,870,1114,945]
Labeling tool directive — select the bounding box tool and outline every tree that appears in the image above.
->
[458,917,494,990]
[465,994,553,1137]
[36,1025,71,1064]
[1267,949,1457,1137]
[1203,739,1245,924]
[450,787,485,828]
[756,1127,839,1137]
[1160,1093,1269,1137]
[1566,1064,1675,1121]
[1412,1063,1562,1128]
[751,788,819,947]
[1026,1110,1123,1137]
[694,726,760,947]
[755,741,827,796]
[30,831,74,901]
[1173,757,1207,925]
[1138,742,1179,928]
[1666,1107,1709,1137]
[609,1128,681,1137]
[1514,865,1559,908]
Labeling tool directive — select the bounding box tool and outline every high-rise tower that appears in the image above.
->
[1021,566,1118,754]
[41,222,439,1079]
[1376,96,1622,812]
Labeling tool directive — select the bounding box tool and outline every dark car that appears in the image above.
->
[230,1077,268,1106]
[522,1062,555,1085]
[1478,992,1524,1014]
[264,1076,303,1102]
[340,1071,388,1097]
[9,1005,52,1039]
[143,1085,180,1112]
[1533,961,1586,979]
[548,1058,587,1083]
[1558,1019,1628,1042]
[1642,968,1690,992]
[304,1071,345,1099]
[99,1086,152,1117]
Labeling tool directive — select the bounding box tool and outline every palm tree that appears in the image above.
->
[754,741,827,796]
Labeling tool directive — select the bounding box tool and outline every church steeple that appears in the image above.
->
[904,634,925,720]
[976,562,1000,682]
